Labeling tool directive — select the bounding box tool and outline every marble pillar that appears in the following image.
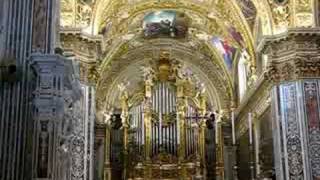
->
[272,80,320,180]
[262,29,320,180]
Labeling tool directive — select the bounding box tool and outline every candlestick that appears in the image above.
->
[231,111,236,145]
[248,112,253,145]
[159,113,162,145]
[215,113,219,144]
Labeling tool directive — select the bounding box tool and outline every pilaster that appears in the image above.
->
[31,54,65,179]
[262,28,320,180]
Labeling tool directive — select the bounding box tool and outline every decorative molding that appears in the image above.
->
[30,53,95,180]
[261,28,320,82]
[60,30,102,84]
[237,28,320,137]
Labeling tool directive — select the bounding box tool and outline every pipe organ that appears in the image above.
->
[150,82,178,156]
[106,52,216,179]
[186,105,198,157]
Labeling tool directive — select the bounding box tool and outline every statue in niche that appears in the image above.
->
[38,122,49,178]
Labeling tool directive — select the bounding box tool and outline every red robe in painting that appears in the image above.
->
[305,83,320,129]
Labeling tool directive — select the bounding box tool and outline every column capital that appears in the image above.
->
[260,28,320,83]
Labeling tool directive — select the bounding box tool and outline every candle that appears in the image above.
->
[231,111,236,145]
[248,112,253,145]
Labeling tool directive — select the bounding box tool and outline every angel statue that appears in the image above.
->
[118,82,129,126]
[103,108,114,127]
[141,65,155,85]
[195,82,206,98]
[171,61,184,80]
[118,82,129,105]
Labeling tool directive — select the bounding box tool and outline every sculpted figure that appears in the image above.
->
[103,108,114,127]
[141,66,155,85]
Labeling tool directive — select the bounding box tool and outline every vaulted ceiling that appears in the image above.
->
[60,0,318,116]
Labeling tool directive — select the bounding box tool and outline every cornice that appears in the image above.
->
[60,28,103,43]
[236,27,320,137]
[258,27,320,53]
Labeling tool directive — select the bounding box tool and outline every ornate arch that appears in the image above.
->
[96,38,234,115]
[92,0,257,65]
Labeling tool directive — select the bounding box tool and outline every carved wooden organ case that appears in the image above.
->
[114,53,216,179]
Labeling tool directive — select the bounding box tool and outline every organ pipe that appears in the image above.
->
[123,75,206,165]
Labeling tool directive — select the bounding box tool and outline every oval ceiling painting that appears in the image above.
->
[142,10,189,39]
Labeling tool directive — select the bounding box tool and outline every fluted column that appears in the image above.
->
[261,28,320,180]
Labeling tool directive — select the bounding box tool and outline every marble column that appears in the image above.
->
[262,28,320,180]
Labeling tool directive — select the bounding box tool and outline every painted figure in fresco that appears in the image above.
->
[143,10,188,38]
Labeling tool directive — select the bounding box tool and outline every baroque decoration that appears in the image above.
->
[1,0,320,180]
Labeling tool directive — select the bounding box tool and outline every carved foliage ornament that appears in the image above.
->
[267,0,290,29]
[280,84,304,178]
[266,56,320,82]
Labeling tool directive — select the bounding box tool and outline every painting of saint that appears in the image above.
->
[211,37,237,70]
[142,11,188,38]
[304,82,320,129]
